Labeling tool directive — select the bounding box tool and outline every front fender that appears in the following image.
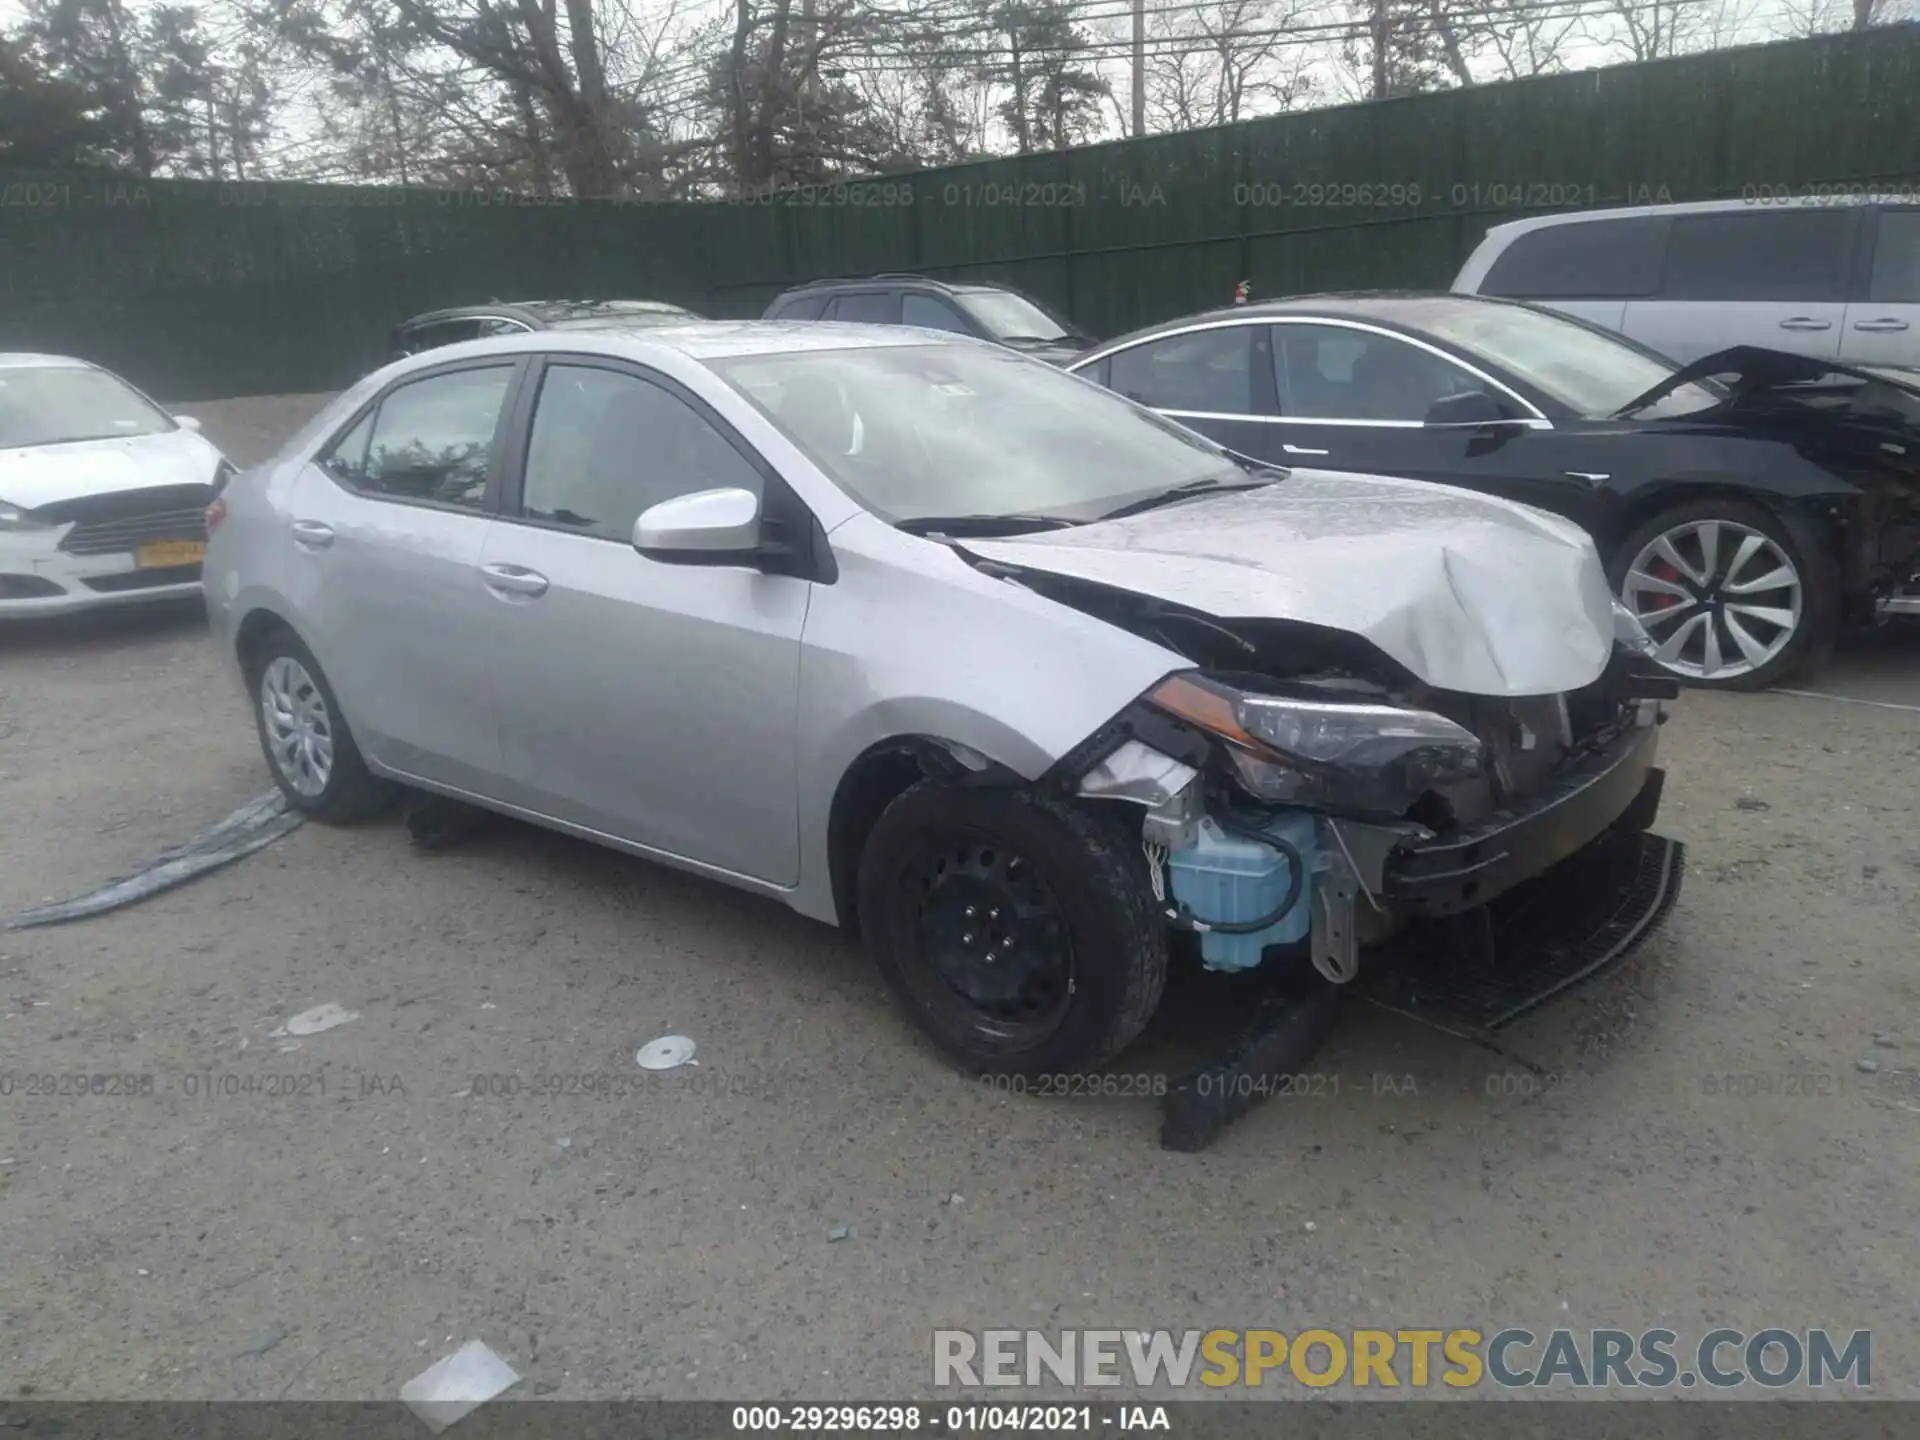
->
[787,514,1186,924]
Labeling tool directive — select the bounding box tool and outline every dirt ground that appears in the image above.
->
[1,394,1917,1402]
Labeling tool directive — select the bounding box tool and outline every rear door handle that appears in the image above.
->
[481,563,549,598]
[1852,318,1911,332]
[1778,317,1833,331]
[1282,443,1330,457]
[290,520,335,550]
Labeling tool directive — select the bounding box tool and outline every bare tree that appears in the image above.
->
[1142,0,1318,131]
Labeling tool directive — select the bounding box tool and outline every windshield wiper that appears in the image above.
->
[895,513,1077,537]
[998,334,1070,346]
[1094,475,1276,522]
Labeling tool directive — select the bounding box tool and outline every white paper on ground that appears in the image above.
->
[399,1339,520,1433]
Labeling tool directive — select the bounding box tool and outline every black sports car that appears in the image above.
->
[1068,293,1920,689]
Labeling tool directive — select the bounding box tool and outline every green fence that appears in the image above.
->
[4,24,1919,401]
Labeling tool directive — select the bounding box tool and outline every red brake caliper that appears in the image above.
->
[1645,558,1684,611]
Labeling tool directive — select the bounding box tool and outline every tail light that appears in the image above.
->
[206,461,236,535]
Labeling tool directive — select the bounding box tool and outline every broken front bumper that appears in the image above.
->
[1382,714,1666,918]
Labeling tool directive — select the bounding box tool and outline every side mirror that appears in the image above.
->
[632,486,762,561]
[174,414,203,432]
[1424,390,1511,427]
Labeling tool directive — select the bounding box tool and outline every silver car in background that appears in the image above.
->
[204,322,1682,1082]
[1453,197,1919,368]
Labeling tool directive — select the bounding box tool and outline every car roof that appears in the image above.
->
[1478,195,1875,240]
[1076,291,1538,349]
[399,299,694,328]
[402,319,975,364]
[0,352,93,371]
[776,273,1022,296]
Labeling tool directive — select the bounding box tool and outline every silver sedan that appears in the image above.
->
[205,321,1681,1079]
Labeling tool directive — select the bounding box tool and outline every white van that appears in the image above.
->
[1452,197,1919,369]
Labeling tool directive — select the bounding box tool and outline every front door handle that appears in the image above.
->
[481,563,549,598]
[1778,317,1833,331]
[290,520,335,550]
[1282,443,1331,457]
[1852,317,1911,333]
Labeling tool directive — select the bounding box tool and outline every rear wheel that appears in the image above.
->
[855,781,1167,1078]
[245,627,394,822]
[1610,499,1835,691]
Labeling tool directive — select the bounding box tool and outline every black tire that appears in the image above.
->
[244,625,394,823]
[1609,498,1837,692]
[855,780,1168,1078]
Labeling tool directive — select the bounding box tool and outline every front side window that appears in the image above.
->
[1868,210,1920,303]
[0,364,174,448]
[1108,326,1255,413]
[902,294,973,334]
[713,342,1239,525]
[324,365,512,510]
[1660,210,1852,302]
[517,364,762,542]
[1274,325,1480,422]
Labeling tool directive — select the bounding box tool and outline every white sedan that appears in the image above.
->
[0,353,233,618]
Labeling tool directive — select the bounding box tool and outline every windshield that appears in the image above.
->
[1410,298,1721,419]
[712,342,1239,524]
[0,365,175,448]
[955,290,1075,343]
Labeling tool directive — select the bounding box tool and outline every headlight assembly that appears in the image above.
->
[1145,672,1485,816]
[0,501,50,533]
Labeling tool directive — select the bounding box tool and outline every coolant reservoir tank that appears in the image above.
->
[1165,811,1319,972]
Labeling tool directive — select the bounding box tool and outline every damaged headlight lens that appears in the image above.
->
[1146,672,1485,817]
[1611,597,1659,659]
[0,501,49,532]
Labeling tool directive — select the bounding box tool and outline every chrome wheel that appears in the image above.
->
[1622,519,1803,682]
[260,656,334,797]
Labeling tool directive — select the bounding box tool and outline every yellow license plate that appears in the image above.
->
[135,540,207,568]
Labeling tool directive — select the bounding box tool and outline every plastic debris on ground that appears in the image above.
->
[636,1035,696,1070]
[5,790,302,930]
[271,1002,359,1039]
[399,1339,520,1433]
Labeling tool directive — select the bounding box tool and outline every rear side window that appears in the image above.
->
[771,293,829,320]
[402,319,486,353]
[1659,210,1853,302]
[322,365,513,511]
[1868,210,1920,302]
[826,292,898,323]
[1479,217,1667,299]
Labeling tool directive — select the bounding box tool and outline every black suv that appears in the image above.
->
[389,299,703,360]
[762,275,1095,365]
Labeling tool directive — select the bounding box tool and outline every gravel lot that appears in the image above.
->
[1,394,1917,1402]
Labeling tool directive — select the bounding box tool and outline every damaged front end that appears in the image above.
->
[1051,590,1686,1143]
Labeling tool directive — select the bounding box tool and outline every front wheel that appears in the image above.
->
[855,781,1168,1079]
[1610,499,1836,691]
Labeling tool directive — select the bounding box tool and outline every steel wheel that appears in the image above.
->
[905,833,1076,1049]
[1622,518,1804,682]
[260,655,335,797]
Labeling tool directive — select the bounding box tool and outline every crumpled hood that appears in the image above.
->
[0,428,225,511]
[960,469,1617,697]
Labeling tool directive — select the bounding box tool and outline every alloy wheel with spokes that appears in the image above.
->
[260,655,335,796]
[1621,516,1805,684]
